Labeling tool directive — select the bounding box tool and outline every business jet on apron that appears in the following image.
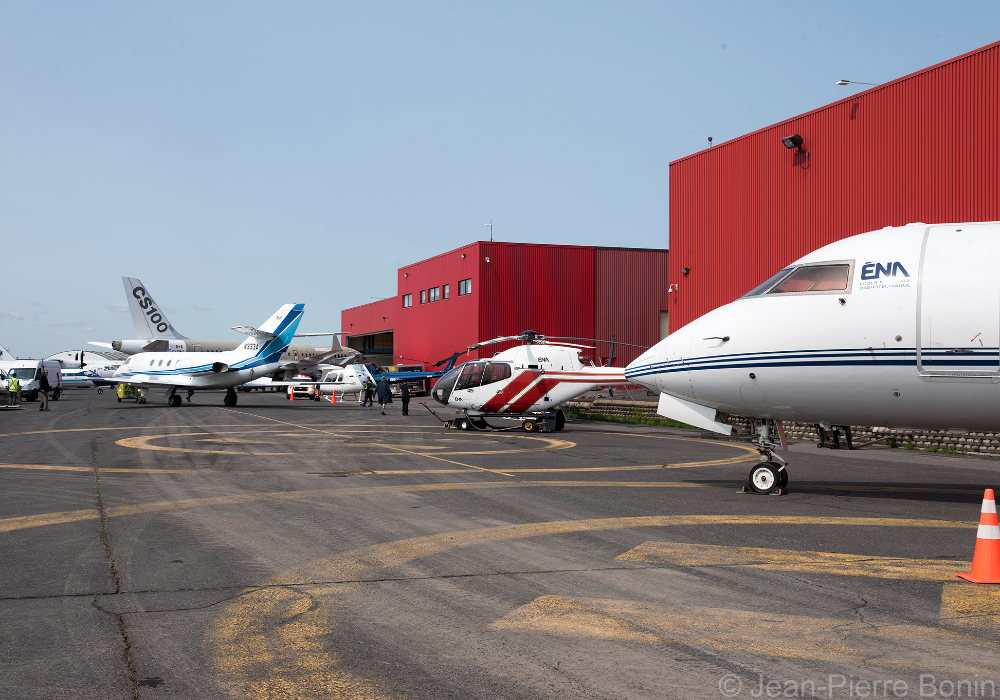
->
[112,304,304,407]
[626,222,1000,493]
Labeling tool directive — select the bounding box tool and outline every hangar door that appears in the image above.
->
[917,225,1000,377]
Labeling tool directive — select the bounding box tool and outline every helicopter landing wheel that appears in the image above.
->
[457,417,472,430]
[522,420,537,432]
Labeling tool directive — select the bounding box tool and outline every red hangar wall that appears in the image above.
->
[342,241,669,372]
[668,40,1000,331]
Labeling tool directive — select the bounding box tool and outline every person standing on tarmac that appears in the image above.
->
[376,376,392,415]
[38,370,51,411]
[6,373,19,407]
[362,377,376,408]
[400,382,410,416]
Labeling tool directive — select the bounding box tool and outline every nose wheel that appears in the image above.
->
[742,421,788,495]
[747,462,787,494]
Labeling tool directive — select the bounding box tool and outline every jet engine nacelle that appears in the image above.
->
[113,339,151,355]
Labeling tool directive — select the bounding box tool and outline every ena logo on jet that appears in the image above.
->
[860,262,910,280]
[132,286,170,334]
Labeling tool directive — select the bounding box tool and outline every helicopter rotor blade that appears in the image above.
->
[545,336,651,350]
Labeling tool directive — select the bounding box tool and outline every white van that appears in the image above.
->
[1,360,62,401]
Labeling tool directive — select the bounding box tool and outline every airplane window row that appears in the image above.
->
[742,262,852,297]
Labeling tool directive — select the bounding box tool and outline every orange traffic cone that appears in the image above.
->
[331,390,336,404]
[288,387,294,401]
[958,488,1000,583]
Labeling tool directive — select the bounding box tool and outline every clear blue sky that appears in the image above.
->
[2,1,997,358]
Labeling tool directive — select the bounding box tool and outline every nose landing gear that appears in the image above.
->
[223,388,238,407]
[742,420,788,495]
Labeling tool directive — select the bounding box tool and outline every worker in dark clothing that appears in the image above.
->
[376,377,392,416]
[400,382,410,416]
[362,378,376,408]
[39,371,51,411]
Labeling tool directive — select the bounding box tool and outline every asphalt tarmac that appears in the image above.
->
[2,389,999,700]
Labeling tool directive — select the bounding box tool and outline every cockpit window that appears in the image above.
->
[769,264,851,294]
[742,269,794,297]
[456,362,486,390]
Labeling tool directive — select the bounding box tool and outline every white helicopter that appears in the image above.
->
[626,221,1000,494]
[429,331,631,431]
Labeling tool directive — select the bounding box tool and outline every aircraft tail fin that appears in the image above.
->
[122,277,187,340]
[0,343,13,360]
[237,304,305,361]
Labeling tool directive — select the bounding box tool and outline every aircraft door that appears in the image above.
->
[453,362,487,408]
[917,225,1000,377]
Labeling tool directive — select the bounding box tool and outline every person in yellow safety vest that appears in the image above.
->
[7,374,20,407]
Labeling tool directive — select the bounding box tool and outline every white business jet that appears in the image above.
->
[91,278,351,378]
[626,221,1000,493]
[112,303,304,407]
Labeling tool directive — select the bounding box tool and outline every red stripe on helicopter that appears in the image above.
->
[479,370,542,413]
[502,371,626,414]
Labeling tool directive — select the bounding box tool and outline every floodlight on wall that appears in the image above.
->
[681,267,691,275]
[781,134,804,152]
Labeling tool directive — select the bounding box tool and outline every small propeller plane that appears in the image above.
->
[429,331,629,431]
[626,221,1000,494]
[112,303,304,406]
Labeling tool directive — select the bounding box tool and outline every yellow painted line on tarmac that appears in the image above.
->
[116,432,296,456]
[617,541,969,580]
[489,595,999,671]
[0,483,707,535]
[206,405,525,476]
[204,514,981,700]
[940,582,1000,628]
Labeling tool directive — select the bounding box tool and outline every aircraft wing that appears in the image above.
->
[279,349,359,371]
[116,374,197,388]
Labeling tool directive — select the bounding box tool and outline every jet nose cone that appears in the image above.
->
[626,347,660,393]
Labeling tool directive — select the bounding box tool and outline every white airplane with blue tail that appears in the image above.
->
[112,303,304,406]
[626,221,1000,494]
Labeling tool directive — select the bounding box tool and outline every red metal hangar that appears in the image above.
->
[342,241,669,373]
[669,40,1000,331]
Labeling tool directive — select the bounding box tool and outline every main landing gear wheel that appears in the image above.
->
[223,389,238,407]
[748,462,784,494]
[169,395,182,407]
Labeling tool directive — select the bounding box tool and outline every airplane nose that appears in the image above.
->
[625,326,696,399]
[626,347,661,393]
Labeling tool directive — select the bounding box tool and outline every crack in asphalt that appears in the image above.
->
[89,437,142,700]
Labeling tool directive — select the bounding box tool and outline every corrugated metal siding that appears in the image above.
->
[669,40,1000,330]
[341,297,397,336]
[395,243,480,366]
[594,248,669,367]
[476,242,595,360]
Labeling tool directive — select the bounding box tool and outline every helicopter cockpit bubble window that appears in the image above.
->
[481,363,511,385]
[431,364,464,404]
[455,362,486,390]
[767,262,852,294]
